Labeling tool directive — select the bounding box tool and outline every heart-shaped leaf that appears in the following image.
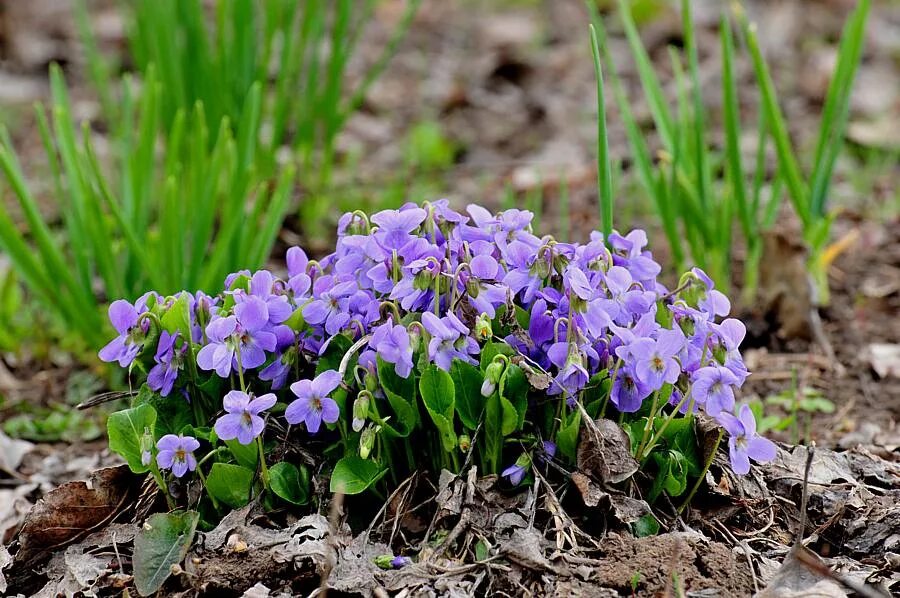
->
[133,510,199,596]
[330,456,387,495]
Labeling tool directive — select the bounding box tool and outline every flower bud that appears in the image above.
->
[374,555,394,570]
[365,371,379,395]
[481,359,506,397]
[458,434,471,452]
[352,393,371,432]
[359,425,378,460]
[474,314,492,341]
[140,427,154,467]
[465,277,480,298]
[532,254,551,279]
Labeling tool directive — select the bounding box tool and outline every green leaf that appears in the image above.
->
[133,510,199,596]
[419,364,457,452]
[376,356,417,436]
[317,333,354,377]
[225,438,258,470]
[479,341,514,371]
[269,461,310,505]
[206,463,255,508]
[107,403,157,473]
[499,396,518,436]
[632,513,659,537]
[450,359,485,430]
[330,456,387,495]
[557,409,582,462]
[499,364,527,432]
[160,293,192,341]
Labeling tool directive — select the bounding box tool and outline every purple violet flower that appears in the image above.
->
[717,405,777,475]
[214,391,277,445]
[286,370,342,433]
[196,297,278,377]
[156,434,200,477]
[370,321,414,378]
[147,330,186,397]
[610,365,651,413]
[691,366,740,416]
[630,328,684,391]
[422,312,479,371]
[98,298,151,366]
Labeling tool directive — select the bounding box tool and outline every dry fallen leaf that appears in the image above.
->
[13,465,138,569]
[576,416,639,485]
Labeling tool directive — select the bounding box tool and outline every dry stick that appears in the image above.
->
[806,274,845,377]
[316,490,345,598]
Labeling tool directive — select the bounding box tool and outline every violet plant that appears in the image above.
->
[102,203,774,517]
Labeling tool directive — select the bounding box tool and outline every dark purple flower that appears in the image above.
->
[286,370,342,433]
[259,325,299,389]
[610,365,651,413]
[156,434,200,477]
[99,298,151,366]
[691,366,739,416]
[370,322,414,378]
[147,331,186,397]
[390,556,412,569]
[717,405,777,475]
[422,312,479,370]
[214,391,276,445]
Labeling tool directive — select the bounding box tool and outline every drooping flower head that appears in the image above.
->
[717,405,777,475]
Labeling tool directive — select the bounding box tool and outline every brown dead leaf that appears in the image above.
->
[13,465,138,569]
[754,546,847,598]
[576,417,638,485]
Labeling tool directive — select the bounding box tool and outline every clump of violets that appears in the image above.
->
[100,201,774,514]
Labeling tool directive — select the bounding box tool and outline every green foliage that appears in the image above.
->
[330,455,388,495]
[589,0,870,303]
[107,402,157,473]
[133,510,199,596]
[206,463,256,508]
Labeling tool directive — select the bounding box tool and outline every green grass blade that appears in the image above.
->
[615,0,675,150]
[589,24,614,241]
[809,0,870,216]
[720,14,752,241]
[739,8,811,229]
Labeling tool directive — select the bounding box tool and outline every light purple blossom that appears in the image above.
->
[214,391,276,445]
[691,366,740,416]
[717,405,777,475]
[422,312,479,370]
[286,370,342,433]
[98,298,151,366]
[370,322,414,378]
[156,434,200,477]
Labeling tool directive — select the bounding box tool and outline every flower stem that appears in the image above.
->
[635,390,661,458]
[196,466,220,510]
[256,436,270,488]
[678,428,723,514]
[234,343,247,393]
